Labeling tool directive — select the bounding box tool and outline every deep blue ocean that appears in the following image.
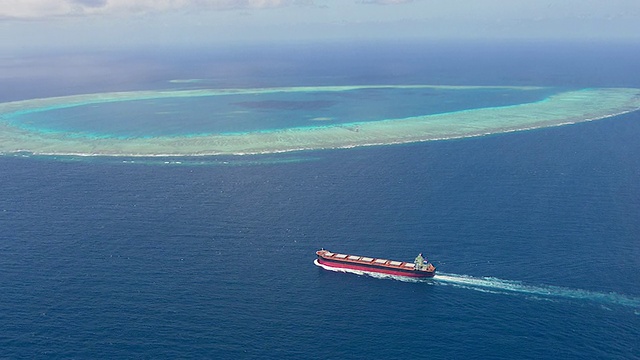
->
[1,41,639,359]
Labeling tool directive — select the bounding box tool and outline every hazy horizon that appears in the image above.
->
[2,0,639,53]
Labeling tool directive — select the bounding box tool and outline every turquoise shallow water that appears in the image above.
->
[3,86,637,157]
[8,87,558,137]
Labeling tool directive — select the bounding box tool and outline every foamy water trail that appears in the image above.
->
[315,260,640,309]
[434,273,640,309]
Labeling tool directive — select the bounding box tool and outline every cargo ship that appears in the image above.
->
[315,249,436,278]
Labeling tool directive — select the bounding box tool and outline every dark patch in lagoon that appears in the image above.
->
[232,100,337,111]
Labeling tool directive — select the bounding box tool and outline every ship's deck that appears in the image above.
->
[317,250,418,271]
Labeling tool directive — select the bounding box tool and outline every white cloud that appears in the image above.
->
[0,1,69,18]
[0,0,314,19]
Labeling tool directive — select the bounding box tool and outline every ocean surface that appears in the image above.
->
[1,41,639,359]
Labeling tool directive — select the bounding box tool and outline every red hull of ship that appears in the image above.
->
[317,258,434,278]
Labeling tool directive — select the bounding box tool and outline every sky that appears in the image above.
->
[1,0,640,52]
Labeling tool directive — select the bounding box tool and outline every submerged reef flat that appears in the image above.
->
[0,85,639,156]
